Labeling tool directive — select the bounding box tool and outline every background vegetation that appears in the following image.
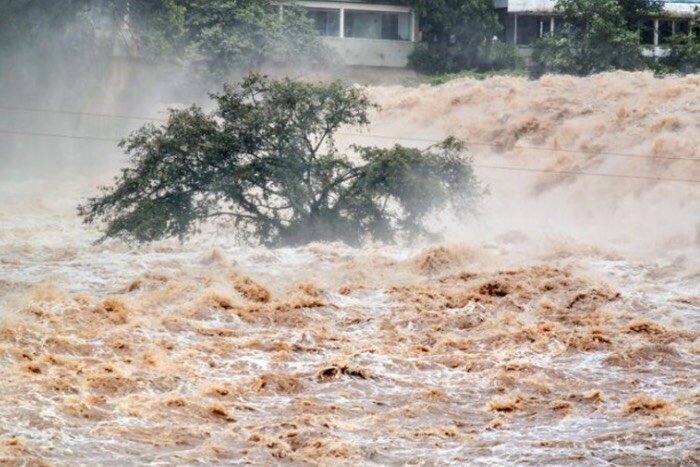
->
[408,0,522,74]
[0,0,330,88]
[1,0,697,84]
[408,0,699,77]
[531,0,662,76]
[79,74,483,246]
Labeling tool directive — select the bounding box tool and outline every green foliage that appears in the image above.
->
[618,0,663,28]
[402,69,527,87]
[482,40,523,71]
[660,12,700,74]
[79,74,482,246]
[0,0,330,81]
[532,0,659,76]
[0,0,186,55]
[408,0,518,74]
[127,0,187,57]
[184,1,330,80]
[662,35,700,74]
[409,44,451,74]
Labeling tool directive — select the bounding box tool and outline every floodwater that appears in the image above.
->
[1,71,699,465]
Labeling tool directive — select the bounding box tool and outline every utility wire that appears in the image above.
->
[337,132,700,163]
[0,104,165,122]
[1,103,697,164]
[1,127,699,184]
[0,129,121,142]
[470,164,700,184]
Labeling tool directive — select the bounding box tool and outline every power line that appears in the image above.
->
[0,129,121,142]
[0,104,165,122]
[1,127,698,184]
[471,164,700,184]
[337,131,438,144]
[480,143,698,163]
[1,104,698,163]
[337,132,700,163]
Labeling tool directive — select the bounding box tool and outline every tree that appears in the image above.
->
[184,0,330,81]
[0,1,330,83]
[122,0,188,57]
[661,9,700,73]
[532,0,660,76]
[618,0,663,29]
[0,0,189,101]
[408,0,519,73]
[0,0,187,56]
[78,74,482,246]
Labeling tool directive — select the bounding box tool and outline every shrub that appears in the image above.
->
[408,0,511,74]
[661,33,700,74]
[531,0,654,76]
[408,44,451,74]
[79,74,483,246]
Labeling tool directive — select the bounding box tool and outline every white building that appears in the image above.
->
[287,1,698,67]
[285,1,419,67]
[495,0,700,57]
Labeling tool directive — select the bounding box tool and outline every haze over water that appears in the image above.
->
[1,70,699,464]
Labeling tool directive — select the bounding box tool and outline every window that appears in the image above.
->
[675,20,690,36]
[543,17,555,37]
[659,19,673,44]
[306,8,340,37]
[640,20,655,45]
[516,15,540,45]
[344,10,411,41]
[382,13,399,40]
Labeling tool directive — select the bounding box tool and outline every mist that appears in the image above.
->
[1,3,699,465]
[361,71,700,259]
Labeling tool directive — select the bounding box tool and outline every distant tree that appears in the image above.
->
[0,0,188,101]
[618,0,663,28]
[532,0,661,76]
[184,0,331,80]
[78,74,482,246]
[122,0,188,57]
[408,0,520,73]
[661,9,700,73]
[0,1,330,82]
[0,0,187,56]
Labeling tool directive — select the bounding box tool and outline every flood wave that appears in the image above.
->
[1,71,699,464]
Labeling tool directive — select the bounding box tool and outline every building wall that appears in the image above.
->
[322,36,416,67]
[505,0,699,14]
[292,1,418,68]
[499,0,699,58]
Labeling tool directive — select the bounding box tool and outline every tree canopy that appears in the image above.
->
[78,74,483,246]
[408,0,520,73]
[659,9,700,73]
[532,0,662,76]
[0,0,329,81]
[185,1,329,80]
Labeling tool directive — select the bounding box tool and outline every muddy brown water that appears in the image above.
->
[1,230,697,465]
[1,71,699,465]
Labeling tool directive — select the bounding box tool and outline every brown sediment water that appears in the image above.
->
[1,71,699,464]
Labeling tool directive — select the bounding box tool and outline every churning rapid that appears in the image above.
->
[1,72,699,465]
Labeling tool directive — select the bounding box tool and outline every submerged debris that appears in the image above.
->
[233,273,271,303]
[95,298,130,324]
[623,395,671,415]
[412,245,475,275]
[488,394,525,412]
[1,244,697,464]
[317,363,372,382]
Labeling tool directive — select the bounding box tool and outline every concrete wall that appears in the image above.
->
[505,0,556,13]
[323,37,415,68]
[293,1,418,68]
[503,0,699,14]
